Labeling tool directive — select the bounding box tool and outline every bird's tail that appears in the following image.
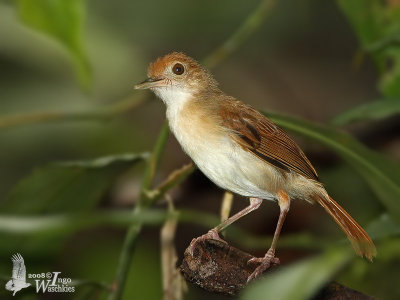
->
[313,193,377,260]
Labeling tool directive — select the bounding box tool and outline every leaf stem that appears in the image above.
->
[0,94,149,130]
[108,121,170,300]
[0,209,333,250]
[203,0,277,68]
[140,122,170,204]
[144,162,195,203]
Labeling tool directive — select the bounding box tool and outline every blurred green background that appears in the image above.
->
[0,0,400,299]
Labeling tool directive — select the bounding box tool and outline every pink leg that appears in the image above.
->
[189,197,263,255]
[247,190,290,283]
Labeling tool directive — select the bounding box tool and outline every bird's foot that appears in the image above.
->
[247,248,280,283]
[188,229,227,256]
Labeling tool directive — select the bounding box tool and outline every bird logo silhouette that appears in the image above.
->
[5,253,31,296]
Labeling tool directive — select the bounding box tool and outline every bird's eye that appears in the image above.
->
[172,63,184,75]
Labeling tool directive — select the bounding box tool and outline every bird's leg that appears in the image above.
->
[247,190,290,283]
[188,197,263,255]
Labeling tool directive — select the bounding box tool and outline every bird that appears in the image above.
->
[5,253,31,296]
[135,52,377,282]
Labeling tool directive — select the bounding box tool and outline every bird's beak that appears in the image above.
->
[134,77,166,89]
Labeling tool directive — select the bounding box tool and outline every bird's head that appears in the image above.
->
[135,52,219,105]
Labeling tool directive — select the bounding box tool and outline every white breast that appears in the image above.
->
[158,86,277,201]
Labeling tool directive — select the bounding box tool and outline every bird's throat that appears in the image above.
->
[153,86,192,108]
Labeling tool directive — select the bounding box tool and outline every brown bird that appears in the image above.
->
[135,52,376,282]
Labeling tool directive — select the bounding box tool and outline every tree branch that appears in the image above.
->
[180,239,279,296]
[180,239,374,299]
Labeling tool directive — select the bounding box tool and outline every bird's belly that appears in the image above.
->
[177,130,279,200]
[167,102,286,200]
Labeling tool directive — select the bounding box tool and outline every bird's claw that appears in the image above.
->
[247,248,279,283]
[188,229,227,256]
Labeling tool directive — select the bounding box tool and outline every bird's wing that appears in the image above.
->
[219,99,319,181]
[11,253,27,281]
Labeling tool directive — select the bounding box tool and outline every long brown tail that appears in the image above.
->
[314,194,377,260]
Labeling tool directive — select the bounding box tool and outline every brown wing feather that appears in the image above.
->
[219,99,319,181]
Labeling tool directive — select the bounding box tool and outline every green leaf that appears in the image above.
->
[336,0,382,45]
[0,209,169,235]
[332,99,400,124]
[265,112,400,219]
[337,0,400,98]
[367,213,400,240]
[2,153,149,214]
[241,248,352,300]
[16,0,91,89]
